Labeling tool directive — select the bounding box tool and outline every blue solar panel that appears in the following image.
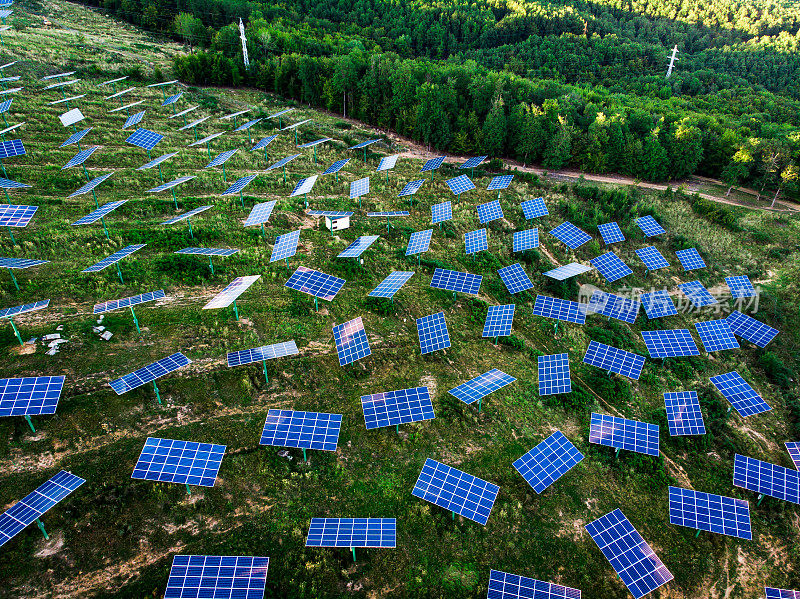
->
[60,127,91,148]
[0,376,65,417]
[417,312,450,355]
[725,276,756,299]
[367,211,409,217]
[322,158,350,175]
[641,329,700,358]
[664,391,706,436]
[785,443,800,470]
[338,235,379,259]
[0,470,85,548]
[227,341,298,367]
[726,310,778,348]
[244,201,277,227]
[236,118,262,132]
[460,155,486,169]
[640,289,677,319]
[398,179,425,197]
[109,352,191,394]
[483,304,515,338]
[307,210,354,218]
[520,197,548,219]
[0,139,25,158]
[266,154,300,171]
[221,174,257,196]
[734,454,799,505]
[162,205,212,225]
[636,215,666,237]
[421,156,445,172]
[82,244,145,273]
[585,509,673,599]
[350,177,370,199]
[203,275,260,310]
[679,280,718,307]
[412,458,499,525]
[430,268,482,295]
[465,228,488,254]
[533,295,587,324]
[176,247,237,257]
[583,341,645,379]
[597,222,625,244]
[122,111,145,130]
[0,299,49,319]
[306,518,396,548]
[537,353,571,396]
[590,252,632,283]
[289,175,317,197]
[543,263,592,280]
[635,246,670,270]
[260,409,342,451]
[376,155,399,172]
[695,319,739,352]
[132,437,225,487]
[350,139,380,150]
[512,228,539,252]
[0,99,11,115]
[448,369,516,406]
[513,430,584,493]
[285,266,346,301]
[72,200,127,225]
[675,248,706,271]
[0,203,37,226]
[162,92,182,106]
[67,173,112,199]
[589,413,659,456]
[446,174,475,195]
[164,555,269,599]
[146,176,196,193]
[206,149,237,168]
[431,201,452,224]
[498,263,533,294]
[62,146,98,169]
[361,386,434,430]
[0,257,48,269]
[487,569,581,599]
[669,486,751,539]
[270,229,300,262]
[94,289,165,314]
[550,222,591,249]
[766,589,800,599]
[476,200,504,224]
[137,152,177,171]
[487,175,513,191]
[369,271,414,298]
[125,128,163,150]
[710,371,771,417]
[333,316,371,366]
[252,134,278,151]
[585,290,640,325]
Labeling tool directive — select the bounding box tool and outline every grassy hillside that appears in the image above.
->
[0,1,799,598]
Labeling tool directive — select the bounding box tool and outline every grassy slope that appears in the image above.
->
[0,1,799,597]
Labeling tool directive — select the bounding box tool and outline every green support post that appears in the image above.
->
[9,317,22,345]
[36,518,49,540]
[478,398,482,413]
[314,297,319,312]
[146,149,151,161]
[158,164,164,183]
[205,141,210,157]
[294,129,298,145]
[1,114,6,127]
[757,494,764,506]
[615,447,621,459]
[171,189,178,210]
[24,414,35,432]
[363,148,367,163]
[222,164,227,183]
[101,216,109,240]
[186,484,192,495]
[385,171,389,184]
[208,256,214,274]
[82,164,90,182]
[695,529,701,538]
[351,547,356,562]
[285,259,290,271]
[233,300,239,321]
[7,226,14,245]
[8,267,19,290]
[452,511,455,520]
[263,359,269,383]
[264,148,268,165]
[260,223,266,240]
[302,448,307,462]
[396,424,400,434]
[91,189,99,209]
[278,117,282,129]
[115,262,124,284]
[313,146,317,164]
[153,381,161,404]
[282,166,286,185]
[387,218,390,233]
[130,306,141,334]
[495,336,498,346]
[187,218,193,239]
[453,292,457,302]
[239,191,244,209]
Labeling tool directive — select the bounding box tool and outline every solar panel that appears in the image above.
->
[42,71,76,80]
[104,87,134,100]
[635,215,666,237]
[640,289,677,319]
[664,391,706,436]
[0,86,21,95]
[66,173,112,199]
[132,437,225,487]
[0,257,48,269]
[412,458,498,525]
[252,134,278,151]
[0,177,29,190]
[289,175,317,197]
[786,443,800,470]
[164,555,269,599]
[537,353,571,396]
[465,228,488,255]
[306,518,396,548]
[520,197,548,219]
[421,156,445,172]
[513,430,583,494]
[416,312,450,354]
[280,118,310,131]
[350,139,380,150]
[267,107,294,119]
[446,174,475,195]
[367,211,410,217]
[726,310,778,348]
[710,371,771,417]
[431,201,452,224]
[162,92,183,106]
[297,136,329,148]
[398,179,425,197]
[487,569,581,599]
[368,271,414,298]
[0,98,10,115]
[205,149,237,168]
[322,158,350,175]
[125,128,163,151]
[161,205,212,225]
[122,110,145,129]
[734,454,799,505]
[285,266,345,301]
[594,222,624,244]
[270,229,300,262]
[498,263,533,294]
[0,470,85,548]
[483,304,515,338]
[338,235,379,259]
[675,248,706,271]
[512,228,539,252]
[543,262,593,281]
[227,340,299,367]
[221,109,250,121]
[82,244,145,273]
[94,289,166,314]
[585,509,673,598]
[137,152,177,171]
[146,176,196,193]
[641,329,700,358]
[476,200,504,224]
[448,369,516,406]
[203,275,260,309]
[109,100,144,113]
[109,352,191,394]
[679,280,718,307]
[176,247,238,257]
[549,222,591,249]
[634,246,670,271]
[694,319,740,352]
[430,268,482,295]
[460,155,487,169]
[0,376,65,417]
[0,299,49,319]
[589,413,659,457]
[58,108,84,128]
[266,154,300,171]
[765,588,800,599]
[72,200,127,225]
[244,201,277,227]
[361,386,434,430]
[487,175,513,191]
[147,79,179,87]
[332,316,371,366]
[221,174,257,196]
[532,295,587,324]
[725,275,756,299]
[61,146,98,169]
[590,252,632,282]
[585,290,640,325]
[44,79,78,91]
[349,177,369,199]
[235,118,262,132]
[260,409,342,451]
[376,154,399,172]
[307,210,355,218]
[583,341,645,379]
[188,132,222,146]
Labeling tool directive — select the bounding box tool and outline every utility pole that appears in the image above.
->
[239,18,249,69]
[666,45,679,78]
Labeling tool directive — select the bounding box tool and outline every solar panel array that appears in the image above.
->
[431,200,452,224]
[162,91,183,106]
[235,118,262,131]
[260,409,342,451]
[164,555,269,599]
[137,152,177,171]
[597,222,625,244]
[367,211,410,217]
[726,310,779,348]
[549,222,591,249]
[349,176,369,199]
[733,454,799,505]
[109,352,191,394]
[465,228,488,254]
[94,289,165,314]
[641,329,700,358]
[306,518,396,548]
[476,200,504,224]
[486,175,513,191]
[635,215,666,237]
[446,174,475,195]
[67,173,113,199]
[482,304,515,338]
[82,244,145,273]
[72,200,127,226]
[590,252,632,282]
[60,127,92,148]
[725,275,756,298]
[125,128,163,150]
[285,266,346,301]
[270,229,301,262]
[333,316,372,366]
[63,146,101,169]
[368,271,414,298]
[0,376,65,417]
[512,228,539,253]
[448,369,516,405]
[585,291,640,325]
[583,341,645,380]
[497,263,533,294]
[361,386,434,429]
[244,200,277,227]
[221,174,257,196]
[710,371,771,417]
[421,156,445,172]
[532,295,586,324]
[640,289,677,319]
[307,210,354,218]
[227,340,299,367]
[350,138,380,150]
[543,262,592,280]
[664,391,706,436]
[266,154,300,170]
[203,275,260,309]
[635,246,670,270]
[416,312,450,354]
[487,570,581,599]
[675,248,707,271]
[538,353,571,396]
[513,430,584,493]
[668,486,751,539]
[337,235,379,259]
[679,280,718,307]
[0,299,49,319]
[430,268,482,295]
[520,197,548,219]
[0,203,37,226]
[411,458,499,525]
[131,438,225,487]
[694,319,740,352]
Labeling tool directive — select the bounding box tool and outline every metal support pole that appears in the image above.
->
[9,317,22,345]
[130,306,141,334]
[294,129,297,145]
[146,149,151,161]
[153,381,161,404]
[36,518,49,540]
[313,146,316,164]
[351,547,356,562]
[302,448,307,462]
[91,189,99,209]
[363,148,367,163]
[233,300,239,320]
[101,216,109,240]
[208,256,214,274]
[171,189,178,210]
[282,167,286,185]
[260,223,266,240]
[24,414,35,432]
[116,262,124,284]
[222,164,227,183]
[615,447,621,459]
[239,191,244,209]
[478,399,482,413]
[757,494,764,506]
[314,297,319,312]
[8,268,19,291]
[264,148,268,165]
[695,529,701,538]
[263,359,268,383]
[186,484,192,495]
[396,424,400,434]
[82,164,90,182]
[452,511,455,520]
[187,219,193,239]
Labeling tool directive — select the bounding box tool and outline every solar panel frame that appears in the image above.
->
[137,152,177,171]
[332,316,371,366]
[0,203,36,227]
[244,200,277,227]
[125,128,164,151]
[368,271,414,298]
[252,134,279,151]
[446,174,475,196]
[664,391,706,436]
[161,205,212,225]
[220,174,257,196]
[710,371,771,417]
[597,222,625,244]
[289,175,317,197]
[634,246,670,271]
[164,555,269,599]
[270,229,300,262]
[412,458,498,525]
[122,110,145,130]
[349,177,370,199]
[431,200,452,224]
[590,252,632,283]
[322,158,350,175]
[537,353,571,396]
[108,352,191,394]
[550,222,591,249]
[464,228,488,255]
[679,280,718,307]
[498,263,533,294]
[482,304,515,338]
[512,228,539,252]
[72,200,127,225]
[543,262,593,280]
[221,109,250,121]
[641,329,701,358]
[0,99,11,115]
[430,268,482,295]
[640,289,678,319]
[93,289,166,314]
[460,155,487,169]
[376,154,399,172]
[416,311,450,354]
[203,275,260,309]
[361,386,434,429]
[635,215,666,237]
[476,200,504,224]
[675,248,707,271]
[205,148,237,168]
[448,369,516,406]
[227,340,299,367]
[0,257,48,269]
[104,87,134,100]
[285,266,345,301]
[520,197,548,219]
[487,569,582,599]
[421,156,445,172]
[109,100,144,114]
[589,413,659,456]
[725,276,756,299]
[306,518,396,548]
[532,295,587,324]
[82,244,145,273]
[765,588,800,599]
[260,409,342,451]
[338,235,379,259]
[0,376,65,417]
[726,310,779,348]
[513,430,584,493]
[733,454,799,505]
[131,437,225,487]
[60,127,92,148]
[669,487,750,540]
[583,340,645,380]
[487,175,513,191]
[694,319,740,352]
[0,299,49,319]
[398,179,425,197]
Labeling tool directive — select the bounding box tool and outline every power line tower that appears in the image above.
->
[666,45,679,78]
[239,18,249,69]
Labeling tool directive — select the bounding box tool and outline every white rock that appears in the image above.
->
[45,347,58,355]
[42,333,61,340]
[100,331,113,340]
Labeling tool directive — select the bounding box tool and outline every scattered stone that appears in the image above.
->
[277,450,292,460]
[56,325,63,331]
[45,347,58,356]
[43,333,61,341]
[100,331,113,341]
[92,326,105,333]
